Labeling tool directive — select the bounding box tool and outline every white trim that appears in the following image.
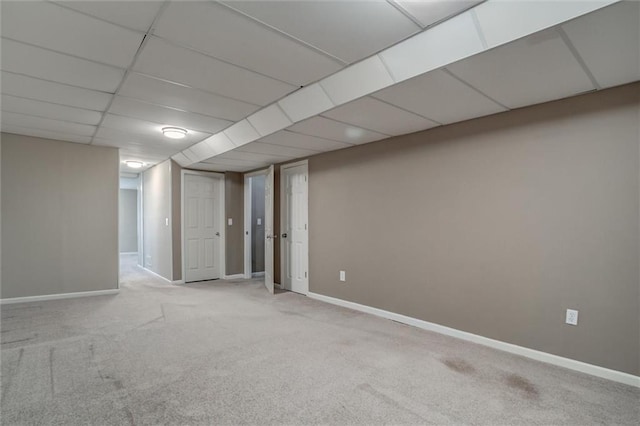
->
[252,271,265,277]
[120,251,137,255]
[142,266,173,283]
[223,273,245,280]
[1,289,119,305]
[181,169,226,283]
[307,292,640,388]
[172,280,184,285]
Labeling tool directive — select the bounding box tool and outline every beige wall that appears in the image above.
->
[225,172,244,275]
[308,83,640,375]
[142,160,173,281]
[119,189,137,253]
[1,133,119,298]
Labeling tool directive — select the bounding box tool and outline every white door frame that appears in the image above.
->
[181,169,226,283]
[243,169,268,279]
[280,160,309,294]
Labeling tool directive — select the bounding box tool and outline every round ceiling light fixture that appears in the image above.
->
[124,160,144,169]
[162,126,188,139]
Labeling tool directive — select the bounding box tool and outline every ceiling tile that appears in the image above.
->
[259,130,353,152]
[203,133,236,156]
[397,1,484,28]
[54,1,163,32]
[2,111,96,136]
[1,71,112,111]
[119,73,260,121]
[320,56,394,105]
[1,39,124,92]
[188,141,216,161]
[216,150,289,165]
[171,153,192,167]
[236,141,318,159]
[203,156,267,167]
[1,126,92,144]
[154,1,342,86]
[288,116,387,145]
[474,0,614,49]
[224,120,260,147]
[1,1,143,68]
[562,1,640,89]
[99,114,210,146]
[2,94,103,125]
[278,83,335,123]
[109,96,231,134]
[373,69,506,124]
[247,104,292,137]
[134,37,296,106]
[322,97,438,136]
[224,0,420,63]
[447,29,596,109]
[192,161,250,173]
[379,11,484,83]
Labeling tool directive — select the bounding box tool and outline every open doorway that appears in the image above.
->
[244,171,267,279]
[119,174,141,280]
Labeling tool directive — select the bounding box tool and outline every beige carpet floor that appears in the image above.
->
[1,254,638,425]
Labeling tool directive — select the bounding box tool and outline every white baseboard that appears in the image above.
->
[1,289,119,305]
[120,251,137,255]
[307,292,640,388]
[172,280,184,285]
[252,271,265,277]
[223,273,245,280]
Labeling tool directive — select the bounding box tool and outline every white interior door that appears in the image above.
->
[184,173,221,282]
[264,165,275,294]
[281,163,309,295]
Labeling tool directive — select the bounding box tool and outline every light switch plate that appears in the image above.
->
[257,218,262,225]
[566,309,578,325]
[228,218,233,226]
[339,270,346,281]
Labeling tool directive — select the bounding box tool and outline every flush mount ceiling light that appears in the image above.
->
[162,126,188,139]
[124,160,144,169]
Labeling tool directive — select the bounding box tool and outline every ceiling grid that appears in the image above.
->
[0,0,636,173]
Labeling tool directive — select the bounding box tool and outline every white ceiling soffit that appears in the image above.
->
[561,0,640,89]
[177,0,617,168]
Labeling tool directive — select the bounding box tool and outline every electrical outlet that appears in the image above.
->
[566,309,578,326]
[339,270,346,282]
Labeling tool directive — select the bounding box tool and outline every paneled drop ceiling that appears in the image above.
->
[1,1,638,174]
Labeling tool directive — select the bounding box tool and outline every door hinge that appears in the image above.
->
[305,271,307,278]
[305,224,307,230]
[305,175,307,182]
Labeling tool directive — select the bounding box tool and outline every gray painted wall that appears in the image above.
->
[225,172,244,275]
[1,133,119,298]
[251,175,266,273]
[119,189,137,253]
[142,160,173,281]
[308,83,640,375]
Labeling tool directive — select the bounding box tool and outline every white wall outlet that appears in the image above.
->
[257,218,262,225]
[339,270,346,282]
[165,217,169,226]
[566,309,579,325]
[228,218,233,226]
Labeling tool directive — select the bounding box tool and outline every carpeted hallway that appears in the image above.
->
[1,254,638,425]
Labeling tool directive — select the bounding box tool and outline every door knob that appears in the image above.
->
[215,232,220,236]
[266,234,271,239]
[282,233,288,238]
